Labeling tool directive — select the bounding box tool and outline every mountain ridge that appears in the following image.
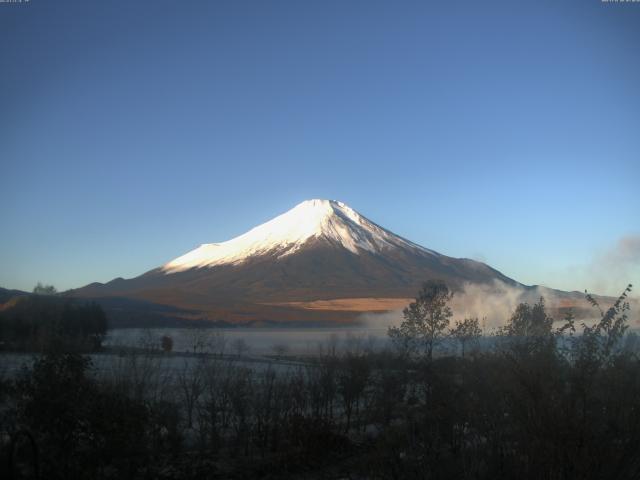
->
[65,199,593,326]
[162,199,438,273]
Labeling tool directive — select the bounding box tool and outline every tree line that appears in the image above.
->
[0,285,107,352]
[0,281,638,479]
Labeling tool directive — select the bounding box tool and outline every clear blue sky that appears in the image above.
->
[1,0,638,295]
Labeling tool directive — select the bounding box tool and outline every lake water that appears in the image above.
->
[0,327,394,384]
[105,326,392,356]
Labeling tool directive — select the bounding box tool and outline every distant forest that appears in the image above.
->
[0,286,107,352]
[0,281,638,479]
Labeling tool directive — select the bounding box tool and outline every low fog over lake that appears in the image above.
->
[105,326,390,356]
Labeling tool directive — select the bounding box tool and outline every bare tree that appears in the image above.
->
[232,338,250,358]
[186,328,212,354]
[138,330,160,352]
[271,343,289,359]
[177,358,205,429]
[326,333,340,357]
[388,280,453,360]
[210,330,228,357]
[337,354,371,432]
[450,317,482,358]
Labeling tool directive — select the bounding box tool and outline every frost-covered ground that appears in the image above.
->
[0,326,387,379]
[0,351,309,389]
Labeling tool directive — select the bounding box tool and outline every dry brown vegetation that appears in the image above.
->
[265,297,413,312]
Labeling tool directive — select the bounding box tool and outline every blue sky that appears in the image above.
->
[1,0,638,295]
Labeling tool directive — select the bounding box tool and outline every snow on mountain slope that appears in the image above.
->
[162,199,436,273]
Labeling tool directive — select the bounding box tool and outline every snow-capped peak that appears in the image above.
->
[162,199,433,273]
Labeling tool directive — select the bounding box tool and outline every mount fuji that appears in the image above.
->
[163,199,440,272]
[68,199,556,326]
